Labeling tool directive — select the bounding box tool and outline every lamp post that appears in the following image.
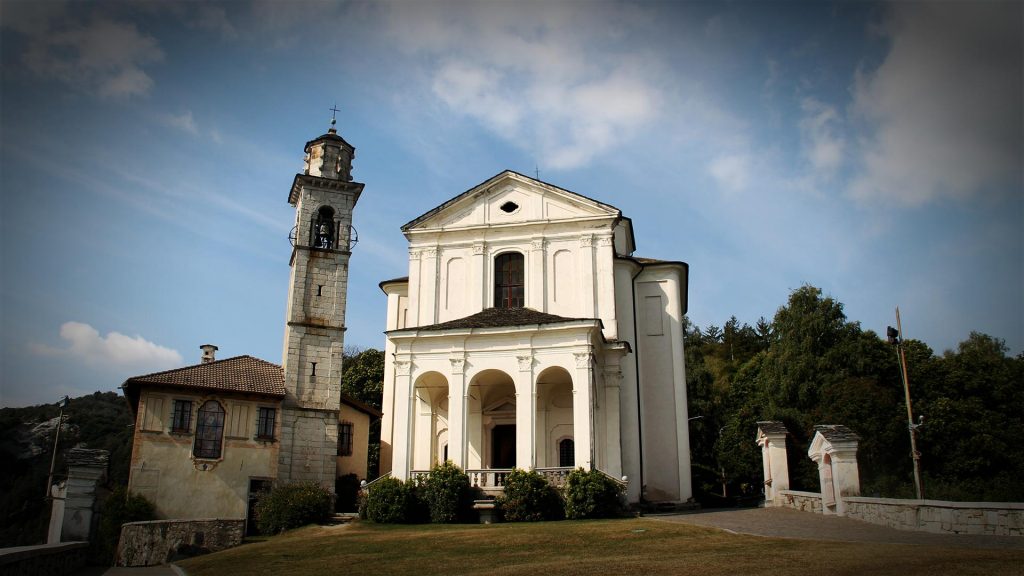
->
[887,308,924,500]
[45,396,69,499]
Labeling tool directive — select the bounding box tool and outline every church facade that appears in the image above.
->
[379,171,692,504]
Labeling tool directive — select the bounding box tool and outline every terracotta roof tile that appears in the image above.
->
[412,307,593,331]
[122,355,286,397]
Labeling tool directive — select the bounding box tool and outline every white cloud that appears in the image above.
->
[849,2,1022,206]
[385,1,664,170]
[161,111,200,135]
[799,97,844,176]
[31,322,182,371]
[708,154,751,193]
[22,17,163,99]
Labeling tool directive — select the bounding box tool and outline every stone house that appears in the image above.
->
[379,171,692,504]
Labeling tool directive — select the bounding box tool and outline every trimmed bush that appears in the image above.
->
[498,468,564,522]
[421,462,472,523]
[256,482,332,534]
[564,468,624,519]
[365,476,415,523]
[95,486,155,564]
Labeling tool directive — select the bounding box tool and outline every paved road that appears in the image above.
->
[653,506,1024,550]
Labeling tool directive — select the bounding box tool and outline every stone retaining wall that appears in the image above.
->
[0,542,89,576]
[843,497,1024,536]
[776,490,823,514]
[116,518,244,567]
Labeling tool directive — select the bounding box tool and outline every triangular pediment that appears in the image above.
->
[401,171,620,232]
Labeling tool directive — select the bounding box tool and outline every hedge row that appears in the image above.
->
[361,464,625,523]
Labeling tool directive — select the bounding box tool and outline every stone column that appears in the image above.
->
[603,367,623,478]
[448,357,467,468]
[390,358,413,480]
[756,421,790,506]
[579,235,596,317]
[471,242,487,310]
[529,238,546,312]
[515,353,536,469]
[60,448,109,543]
[595,234,617,340]
[572,351,594,470]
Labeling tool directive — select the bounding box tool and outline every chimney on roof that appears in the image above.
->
[199,344,218,364]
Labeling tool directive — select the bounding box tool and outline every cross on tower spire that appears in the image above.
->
[329,103,341,129]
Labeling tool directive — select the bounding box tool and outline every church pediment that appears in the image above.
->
[402,170,620,232]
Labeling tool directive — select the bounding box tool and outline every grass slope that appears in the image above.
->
[179,518,1023,576]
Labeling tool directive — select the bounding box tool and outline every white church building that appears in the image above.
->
[378,171,692,504]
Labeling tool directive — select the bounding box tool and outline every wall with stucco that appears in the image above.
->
[336,403,371,480]
[128,388,280,520]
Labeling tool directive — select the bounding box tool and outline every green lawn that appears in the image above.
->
[178,518,1023,576]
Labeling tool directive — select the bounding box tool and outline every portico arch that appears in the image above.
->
[535,366,574,468]
[411,371,448,471]
[467,369,516,469]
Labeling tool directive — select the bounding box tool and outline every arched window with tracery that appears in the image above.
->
[494,252,525,308]
[194,400,225,459]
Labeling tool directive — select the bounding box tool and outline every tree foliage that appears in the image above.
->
[687,285,1023,503]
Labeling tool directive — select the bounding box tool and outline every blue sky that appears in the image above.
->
[1,1,1020,408]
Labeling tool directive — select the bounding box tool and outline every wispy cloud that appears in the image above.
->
[21,17,163,99]
[160,110,199,135]
[31,322,182,371]
[849,2,1022,206]
[384,1,664,170]
[799,97,844,177]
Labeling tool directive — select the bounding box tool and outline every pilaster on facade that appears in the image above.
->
[572,350,595,470]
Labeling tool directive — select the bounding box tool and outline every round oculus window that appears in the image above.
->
[500,201,519,213]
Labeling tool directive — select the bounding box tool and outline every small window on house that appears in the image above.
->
[194,401,226,459]
[559,438,575,467]
[171,400,192,433]
[499,201,519,213]
[256,407,276,440]
[338,422,354,456]
[494,252,525,308]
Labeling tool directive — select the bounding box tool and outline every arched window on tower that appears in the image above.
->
[313,206,335,249]
[494,252,525,308]
[194,400,225,459]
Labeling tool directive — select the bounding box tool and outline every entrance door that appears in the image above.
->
[491,425,516,468]
[247,479,274,536]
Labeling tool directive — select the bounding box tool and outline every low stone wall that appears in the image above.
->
[843,497,1024,536]
[116,518,244,567]
[776,490,823,514]
[0,542,89,576]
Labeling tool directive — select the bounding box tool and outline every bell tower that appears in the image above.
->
[278,115,363,489]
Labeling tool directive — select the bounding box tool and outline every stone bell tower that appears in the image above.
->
[278,116,363,489]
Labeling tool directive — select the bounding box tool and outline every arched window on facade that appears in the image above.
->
[313,206,335,249]
[494,252,525,308]
[558,438,575,467]
[194,400,226,459]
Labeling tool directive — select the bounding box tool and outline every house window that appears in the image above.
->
[171,400,192,433]
[559,438,575,467]
[338,422,354,456]
[494,252,525,308]
[194,401,226,459]
[256,407,276,440]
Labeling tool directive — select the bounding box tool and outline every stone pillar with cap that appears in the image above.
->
[756,421,790,506]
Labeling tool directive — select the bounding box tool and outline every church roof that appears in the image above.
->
[400,170,621,232]
[410,307,594,332]
[122,355,287,399]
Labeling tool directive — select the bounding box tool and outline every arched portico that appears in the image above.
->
[411,371,448,471]
[466,369,516,470]
[535,366,574,468]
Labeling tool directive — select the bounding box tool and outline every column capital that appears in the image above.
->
[472,242,486,255]
[394,360,411,376]
[573,351,592,369]
[516,354,533,372]
[423,247,439,259]
[596,234,614,247]
[449,357,466,375]
[579,235,594,248]
[530,237,546,252]
[408,249,421,260]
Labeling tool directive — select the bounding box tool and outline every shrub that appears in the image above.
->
[421,462,472,523]
[564,468,624,519]
[498,468,564,522]
[365,476,415,523]
[256,482,332,534]
[95,486,156,564]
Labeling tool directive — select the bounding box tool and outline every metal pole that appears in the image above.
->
[45,396,68,499]
[895,308,924,500]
